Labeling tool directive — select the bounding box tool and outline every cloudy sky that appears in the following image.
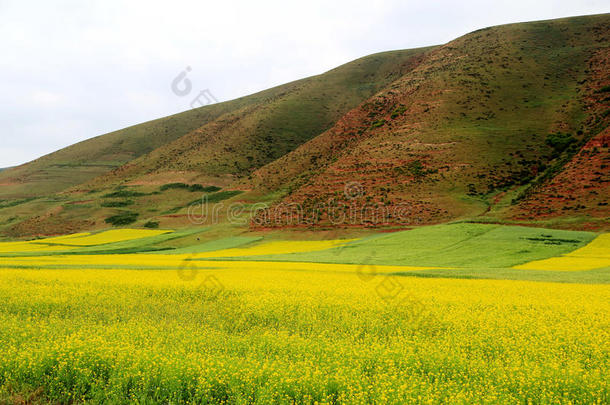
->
[1,0,607,167]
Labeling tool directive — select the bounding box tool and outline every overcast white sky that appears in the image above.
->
[0,0,608,167]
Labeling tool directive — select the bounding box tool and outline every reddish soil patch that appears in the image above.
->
[512,46,610,224]
[513,128,610,220]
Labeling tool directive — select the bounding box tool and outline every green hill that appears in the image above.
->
[0,13,608,237]
[83,48,433,189]
[0,48,431,199]
[251,13,609,230]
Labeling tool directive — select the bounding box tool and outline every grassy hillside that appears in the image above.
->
[0,48,430,201]
[0,102,238,198]
[508,43,610,223]
[85,48,433,189]
[251,14,609,230]
[0,14,608,237]
[0,48,434,236]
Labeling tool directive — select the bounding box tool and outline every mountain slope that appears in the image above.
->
[506,42,609,225]
[0,14,608,237]
[0,102,239,198]
[0,48,431,199]
[84,48,433,189]
[250,13,609,230]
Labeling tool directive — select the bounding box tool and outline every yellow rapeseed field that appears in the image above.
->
[190,239,357,257]
[0,254,435,274]
[39,228,171,246]
[0,229,169,253]
[0,228,608,403]
[0,242,79,253]
[0,267,608,404]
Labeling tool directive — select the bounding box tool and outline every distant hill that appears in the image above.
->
[0,13,608,237]
[0,48,431,199]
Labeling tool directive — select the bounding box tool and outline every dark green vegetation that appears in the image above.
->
[0,198,35,209]
[102,190,147,198]
[100,200,134,208]
[546,132,577,155]
[159,183,221,193]
[104,212,139,226]
[0,14,608,237]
